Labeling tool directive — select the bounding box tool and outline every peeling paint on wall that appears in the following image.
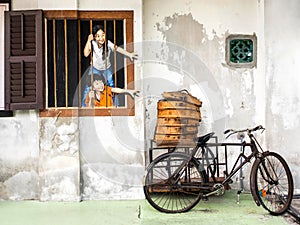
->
[155,13,225,68]
[0,112,39,200]
[154,12,257,127]
[156,13,256,130]
[149,11,259,137]
[39,117,80,201]
[156,13,206,52]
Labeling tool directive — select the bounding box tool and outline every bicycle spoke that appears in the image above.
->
[252,152,293,215]
[144,152,206,213]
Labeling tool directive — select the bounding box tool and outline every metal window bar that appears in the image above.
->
[123,18,128,107]
[113,20,117,87]
[89,19,93,94]
[44,18,48,108]
[78,19,81,107]
[104,20,108,107]
[52,19,57,108]
[64,19,68,107]
[113,19,118,108]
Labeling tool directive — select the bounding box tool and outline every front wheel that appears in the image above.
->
[143,152,207,213]
[250,151,294,215]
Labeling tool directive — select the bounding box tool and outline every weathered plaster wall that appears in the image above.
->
[79,116,145,200]
[0,111,39,200]
[142,0,263,137]
[39,117,80,201]
[0,0,143,201]
[264,0,300,191]
[142,0,265,190]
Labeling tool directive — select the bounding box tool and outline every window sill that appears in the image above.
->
[39,106,135,117]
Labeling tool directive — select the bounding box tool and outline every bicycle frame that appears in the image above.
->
[206,142,253,185]
[157,132,264,194]
[196,132,266,199]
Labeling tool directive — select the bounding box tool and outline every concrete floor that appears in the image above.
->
[0,191,296,225]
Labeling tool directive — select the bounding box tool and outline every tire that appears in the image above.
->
[143,152,208,213]
[250,151,294,215]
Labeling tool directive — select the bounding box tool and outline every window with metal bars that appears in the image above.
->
[41,10,135,116]
[4,10,135,116]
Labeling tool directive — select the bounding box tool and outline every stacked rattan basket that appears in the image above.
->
[154,90,202,147]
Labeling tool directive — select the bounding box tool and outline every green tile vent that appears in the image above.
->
[226,34,257,68]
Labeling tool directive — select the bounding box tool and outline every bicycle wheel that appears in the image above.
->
[144,152,208,213]
[250,151,293,215]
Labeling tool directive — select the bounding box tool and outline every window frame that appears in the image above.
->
[39,10,135,117]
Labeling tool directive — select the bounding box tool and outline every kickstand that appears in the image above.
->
[237,190,242,204]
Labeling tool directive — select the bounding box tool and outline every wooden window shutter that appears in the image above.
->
[5,10,44,110]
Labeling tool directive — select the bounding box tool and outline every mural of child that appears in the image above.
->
[85,74,139,107]
[82,24,138,107]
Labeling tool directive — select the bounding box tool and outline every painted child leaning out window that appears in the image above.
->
[85,74,139,107]
[82,25,138,107]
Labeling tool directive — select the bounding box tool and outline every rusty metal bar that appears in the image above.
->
[104,20,108,107]
[104,20,107,71]
[53,19,57,108]
[64,19,68,107]
[44,18,48,107]
[78,20,82,107]
[89,20,93,85]
[113,19,117,88]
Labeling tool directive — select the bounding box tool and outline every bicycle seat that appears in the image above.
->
[196,132,215,145]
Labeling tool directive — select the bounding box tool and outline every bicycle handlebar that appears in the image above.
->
[252,125,264,132]
[224,125,265,138]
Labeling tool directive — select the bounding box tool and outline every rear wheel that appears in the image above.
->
[250,152,293,215]
[144,152,207,213]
